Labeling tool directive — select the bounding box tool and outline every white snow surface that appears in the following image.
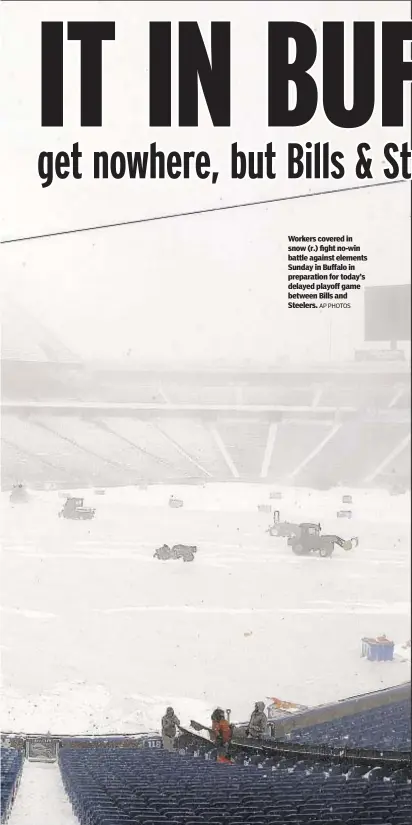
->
[1,483,410,737]
[7,761,78,825]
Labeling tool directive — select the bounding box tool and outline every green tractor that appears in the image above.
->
[58,497,96,520]
[287,523,358,558]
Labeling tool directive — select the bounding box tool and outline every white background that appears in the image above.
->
[1,0,411,363]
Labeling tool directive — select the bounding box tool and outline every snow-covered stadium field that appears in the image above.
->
[1,484,410,737]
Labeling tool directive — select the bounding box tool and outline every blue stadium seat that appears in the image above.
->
[282,701,411,751]
[58,746,411,825]
[0,746,24,823]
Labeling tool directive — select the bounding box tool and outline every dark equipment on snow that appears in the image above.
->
[153,544,197,562]
[287,523,358,558]
[58,497,96,520]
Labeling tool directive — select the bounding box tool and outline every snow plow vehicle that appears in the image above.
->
[287,523,358,558]
[58,497,96,520]
[153,544,197,562]
[267,510,301,538]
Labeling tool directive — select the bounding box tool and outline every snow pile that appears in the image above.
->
[1,682,212,737]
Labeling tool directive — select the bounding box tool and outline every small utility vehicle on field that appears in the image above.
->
[58,497,96,520]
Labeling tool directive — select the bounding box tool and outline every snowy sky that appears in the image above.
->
[1,1,410,365]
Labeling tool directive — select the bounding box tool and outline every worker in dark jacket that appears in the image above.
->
[246,701,268,739]
[161,707,180,751]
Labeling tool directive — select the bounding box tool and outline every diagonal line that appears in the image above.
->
[1,179,407,245]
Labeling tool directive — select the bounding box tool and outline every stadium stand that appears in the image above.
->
[1,298,410,490]
[59,746,411,825]
[1,292,411,490]
[2,366,410,489]
[2,290,410,825]
[100,417,212,480]
[0,747,23,823]
[283,700,411,752]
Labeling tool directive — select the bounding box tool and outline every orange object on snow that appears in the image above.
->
[270,697,301,710]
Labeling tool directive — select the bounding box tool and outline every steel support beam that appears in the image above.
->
[364,434,411,484]
[288,425,341,480]
[260,423,278,479]
[210,427,239,479]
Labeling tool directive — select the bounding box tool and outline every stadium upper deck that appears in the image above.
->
[1,356,410,491]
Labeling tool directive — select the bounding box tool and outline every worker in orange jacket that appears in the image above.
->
[211,708,233,763]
